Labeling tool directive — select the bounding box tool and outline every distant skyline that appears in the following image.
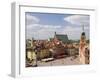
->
[26,12,90,40]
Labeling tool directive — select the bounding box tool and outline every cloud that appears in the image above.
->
[26,14,40,25]
[27,24,89,40]
[64,15,90,26]
[41,25,61,29]
[26,14,61,39]
[27,24,61,29]
[35,29,55,39]
[26,14,89,40]
[26,24,61,39]
[63,15,90,39]
[59,26,89,40]
[26,23,89,40]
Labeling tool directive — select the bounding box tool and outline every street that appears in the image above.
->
[37,55,81,67]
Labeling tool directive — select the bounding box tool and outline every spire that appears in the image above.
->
[54,32,56,37]
[82,25,84,32]
[55,32,56,35]
[81,25,85,36]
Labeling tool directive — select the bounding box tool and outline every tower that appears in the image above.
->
[79,25,86,64]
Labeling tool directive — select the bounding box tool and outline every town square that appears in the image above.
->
[25,12,90,67]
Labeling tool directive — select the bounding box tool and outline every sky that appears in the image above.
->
[25,12,90,40]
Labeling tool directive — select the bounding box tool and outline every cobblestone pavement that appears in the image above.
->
[37,55,81,67]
